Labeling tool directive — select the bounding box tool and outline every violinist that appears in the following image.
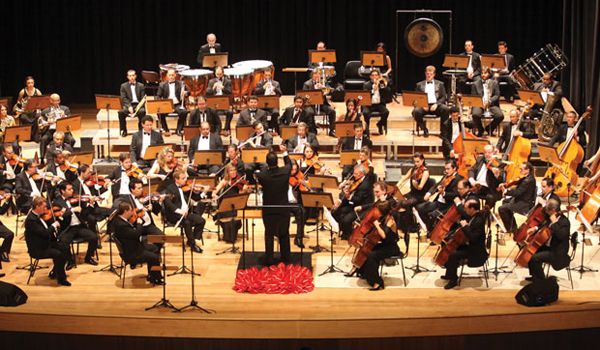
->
[333,165,374,240]
[24,196,70,286]
[130,116,165,170]
[242,122,272,184]
[440,199,488,289]
[213,165,249,244]
[163,169,207,253]
[109,153,139,200]
[415,160,462,231]
[113,178,164,240]
[285,122,320,154]
[496,109,535,153]
[0,144,22,192]
[15,160,45,213]
[497,162,537,233]
[348,191,399,291]
[337,99,365,130]
[288,161,307,248]
[342,146,375,184]
[0,105,15,143]
[147,147,179,192]
[72,165,112,236]
[340,123,372,152]
[299,145,328,176]
[44,131,74,165]
[222,144,245,177]
[188,121,223,175]
[524,199,570,282]
[53,182,99,267]
[468,144,501,206]
[0,191,14,263]
[395,153,432,231]
[44,150,78,200]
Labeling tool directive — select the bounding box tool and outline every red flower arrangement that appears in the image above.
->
[233,263,314,294]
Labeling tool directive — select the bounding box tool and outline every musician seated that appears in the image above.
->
[0,104,16,144]
[206,66,234,135]
[288,161,307,248]
[279,95,316,134]
[24,196,70,286]
[14,75,42,125]
[395,153,433,232]
[470,67,504,137]
[337,99,365,129]
[54,182,99,267]
[285,122,319,154]
[197,33,222,66]
[163,169,207,253]
[0,143,22,192]
[112,202,163,285]
[440,199,488,289]
[341,123,372,152]
[147,147,178,192]
[0,193,14,263]
[363,70,391,136]
[188,96,221,134]
[118,69,146,137]
[533,73,563,113]
[39,93,75,161]
[547,111,587,149]
[537,177,561,208]
[496,109,536,153]
[497,162,537,233]
[494,41,517,102]
[45,150,78,200]
[237,96,268,129]
[156,68,187,136]
[298,145,329,177]
[113,178,164,240]
[222,144,245,177]
[188,121,224,175]
[454,179,480,217]
[72,165,112,236]
[44,131,74,165]
[333,165,375,240]
[307,41,336,82]
[130,116,165,170]
[441,107,464,160]
[253,70,282,133]
[213,165,249,244]
[412,66,449,137]
[303,70,336,137]
[351,187,400,290]
[460,40,482,85]
[108,153,140,201]
[415,160,462,231]
[15,160,45,213]
[525,199,570,282]
[468,145,501,206]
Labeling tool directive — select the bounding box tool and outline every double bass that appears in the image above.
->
[502,107,532,183]
[453,96,478,178]
[544,106,592,197]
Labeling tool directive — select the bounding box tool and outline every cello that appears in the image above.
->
[502,107,532,183]
[430,205,461,245]
[513,203,545,244]
[434,223,469,267]
[351,207,395,269]
[544,106,592,197]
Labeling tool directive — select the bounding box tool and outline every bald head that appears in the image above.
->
[50,93,61,107]
[207,33,217,45]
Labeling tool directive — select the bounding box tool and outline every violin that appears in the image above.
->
[126,165,145,178]
[228,175,247,192]
[41,205,64,221]
[59,163,78,173]
[182,179,212,193]
[8,154,27,167]
[289,170,309,192]
[128,208,146,225]
[140,193,172,203]
[411,164,426,182]
[304,155,324,174]
[70,194,104,203]
[85,174,107,187]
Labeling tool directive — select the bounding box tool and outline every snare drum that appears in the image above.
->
[180,69,213,97]
[224,67,254,99]
[159,63,190,81]
[233,60,274,92]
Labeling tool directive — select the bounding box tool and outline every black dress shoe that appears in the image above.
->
[294,237,305,249]
[48,270,56,280]
[444,279,458,290]
[377,124,384,135]
[121,130,128,137]
[0,252,9,262]
[440,275,451,280]
[369,284,385,291]
[0,272,5,278]
[423,128,429,137]
[344,269,357,277]
[150,278,165,286]
[328,130,336,137]
[84,257,98,266]
[525,276,534,282]
[190,244,203,254]
[65,261,76,271]
[58,279,72,287]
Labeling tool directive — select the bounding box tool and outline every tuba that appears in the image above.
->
[537,94,563,142]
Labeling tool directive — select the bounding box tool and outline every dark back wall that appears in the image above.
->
[0,0,564,104]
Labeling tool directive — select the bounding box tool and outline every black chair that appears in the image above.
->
[141,70,160,97]
[545,231,577,290]
[458,230,491,288]
[379,234,409,287]
[25,256,52,285]
[111,235,132,288]
[343,61,367,90]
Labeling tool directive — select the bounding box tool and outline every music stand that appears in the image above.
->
[481,54,506,71]
[344,90,372,107]
[95,94,122,161]
[339,150,360,166]
[24,95,51,112]
[143,143,175,161]
[145,234,181,312]
[461,94,484,109]
[517,89,545,106]
[309,49,337,64]
[202,53,229,68]
[288,153,304,162]
[216,193,250,257]
[301,192,337,260]
[335,121,356,138]
[296,89,324,106]
[306,174,339,245]
[361,51,385,67]
[68,152,94,166]
[206,96,230,110]
[257,96,280,110]
[280,125,298,141]
[442,54,470,70]
[4,125,31,143]
[402,91,429,108]
[241,147,269,164]
[405,207,437,276]
[193,150,223,168]
[56,114,81,133]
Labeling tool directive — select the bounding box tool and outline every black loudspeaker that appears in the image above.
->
[515,276,559,307]
[0,281,28,307]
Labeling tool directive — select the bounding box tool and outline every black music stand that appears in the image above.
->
[202,53,229,68]
[405,208,436,277]
[303,177,338,253]
[568,209,598,278]
[488,211,511,279]
[146,234,181,312]
[302,192,339,273]
[216,193,250,257]
[95,95,122,162]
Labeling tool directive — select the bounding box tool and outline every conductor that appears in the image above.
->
[255,144,293,265]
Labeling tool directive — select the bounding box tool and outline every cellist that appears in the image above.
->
[524,199,570,282]
[496,109,535,153]
[497,162,537,234]
[440,199,487,290]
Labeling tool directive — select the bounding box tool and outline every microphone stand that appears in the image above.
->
[488,211,511,279]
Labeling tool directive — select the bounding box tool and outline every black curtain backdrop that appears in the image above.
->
[563,0,600,156]
[0,0,564,105]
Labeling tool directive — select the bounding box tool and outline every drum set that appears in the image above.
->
[158,60,274,109]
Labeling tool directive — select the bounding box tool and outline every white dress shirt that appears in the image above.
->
[197,135,210,150]
[130,84,139,103]
[425,80,436,104]
[140,131,151,159]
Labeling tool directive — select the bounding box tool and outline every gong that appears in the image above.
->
[404,18,444,57]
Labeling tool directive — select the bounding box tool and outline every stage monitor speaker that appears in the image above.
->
[515,276,559,307]
[0,281,28,307]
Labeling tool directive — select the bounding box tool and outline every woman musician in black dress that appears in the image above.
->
[212,164,249,243]
[394,152,432,233]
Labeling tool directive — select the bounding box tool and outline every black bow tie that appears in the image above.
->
[169,82,175,85]
[250,109,257,113]
[130,83,136,86]
[201,136,208,139]
[144,132,151,136]
[427,81,433,84]
[355,138,361,141]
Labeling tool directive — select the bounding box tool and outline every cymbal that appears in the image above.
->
[404,18,443,58]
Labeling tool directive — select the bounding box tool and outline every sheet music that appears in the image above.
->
[324,206,339,233]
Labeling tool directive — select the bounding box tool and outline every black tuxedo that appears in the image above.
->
[189,107,221,133]
[333,175,375,239]
[206,77,234,131]
[498,173,537,232]
[285,133,320,153]
[548,123,587,149]
[38,105,74,159]
[44,141,74,164]
[279,107,316,133]
[496,122,536,152]
[362,80,391,134]
[254,79,282,96]
[156,80,187,133]
[412,79,450,132]
[0,154,22,192]
[44,162,78,200]
[415,173,464,231]
[440,118,464,159]
[24,212,68,281]
[162,183,206,247]
[112,216,161,281]
[130,130,164,168]
[71,178,112,234]
[302,79,336,134]
[256,154,293,263]
[245,131,273,149]
[15,171,45,212]
[443,211,488,281]
[112,195,163,238]
[495,53,517,100]
[118,81,146,134]
[53,196,98,262]
[460,51,482,78]
[470,79,504,136]
[533,80,563,111]
[341,135,372,151]
[188,133,223,174]
[469,156,500,205]
[197,43,222,66]
[528,214,571,280]
[237,108,268,129]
